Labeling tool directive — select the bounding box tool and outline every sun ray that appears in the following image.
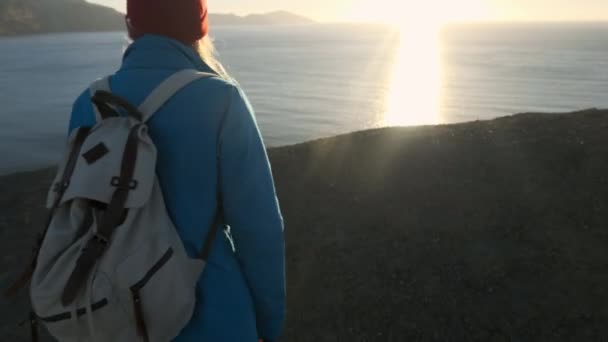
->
[382,23,443,127]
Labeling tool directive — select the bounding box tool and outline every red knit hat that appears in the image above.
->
[127,0,209,45]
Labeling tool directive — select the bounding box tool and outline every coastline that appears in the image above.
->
[2,109,608,341]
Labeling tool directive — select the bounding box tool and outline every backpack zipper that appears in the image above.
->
[130,248,174,291]
[128,247,173,342]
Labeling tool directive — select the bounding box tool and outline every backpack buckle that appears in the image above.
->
[111,177,138,190]
[92,233,109,247]
[53,181,70,193]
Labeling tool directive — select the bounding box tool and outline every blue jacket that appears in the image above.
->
[68,35,286,342]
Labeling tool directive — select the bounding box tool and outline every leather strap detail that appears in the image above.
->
[61,125,141,306]
[82,142,110,165]
[29,311,39,342]
[89,76,111,122]
[92,91,145,121]
[37,298,109,323]
[131,290,150,342]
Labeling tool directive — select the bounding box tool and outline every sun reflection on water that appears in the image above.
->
[383,24,443,127]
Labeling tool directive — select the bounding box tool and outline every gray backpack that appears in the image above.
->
[26,69,221,342]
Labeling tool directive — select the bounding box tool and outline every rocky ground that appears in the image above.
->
[2,109,608,341]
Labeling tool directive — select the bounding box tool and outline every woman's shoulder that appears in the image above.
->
[69,88,96,132]
[186,73,243,100]
[180,74,250,114]
[69,72,249,132]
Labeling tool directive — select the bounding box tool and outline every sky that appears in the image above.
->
[89,0,608,23]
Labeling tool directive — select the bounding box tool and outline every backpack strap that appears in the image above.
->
[139,69,223,260]
[89,77,112,122]
[200,182,224,260]
[89,70,222,258]
[59,70,220,303]
[138,70,216,122]
[62,124,142,306]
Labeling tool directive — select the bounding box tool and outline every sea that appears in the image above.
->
[0,23,607,175]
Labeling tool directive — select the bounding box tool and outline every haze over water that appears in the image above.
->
[0,23,607,174]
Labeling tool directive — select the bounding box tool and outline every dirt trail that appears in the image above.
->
[2,110,608,341]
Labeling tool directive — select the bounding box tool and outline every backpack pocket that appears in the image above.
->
[35,271,132,342]
[114,242,205,342]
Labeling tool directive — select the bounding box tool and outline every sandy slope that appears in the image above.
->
[2,109,608,341]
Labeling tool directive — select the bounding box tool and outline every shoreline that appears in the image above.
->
[1,108,603,179]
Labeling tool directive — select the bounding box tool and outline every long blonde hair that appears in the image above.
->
[125,33,230,79]
[195,36,230,79]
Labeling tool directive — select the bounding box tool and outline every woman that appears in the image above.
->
[68,0,286,341]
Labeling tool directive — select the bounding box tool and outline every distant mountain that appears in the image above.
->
[0,0,124,35]
[0,0,314,36]
[211,11,314,26]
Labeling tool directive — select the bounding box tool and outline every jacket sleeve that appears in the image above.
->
[218,84,286,341]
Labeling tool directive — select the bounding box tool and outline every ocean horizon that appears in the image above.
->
[1,22,607,175]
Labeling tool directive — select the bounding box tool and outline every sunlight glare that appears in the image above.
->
[382,23,443,127]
